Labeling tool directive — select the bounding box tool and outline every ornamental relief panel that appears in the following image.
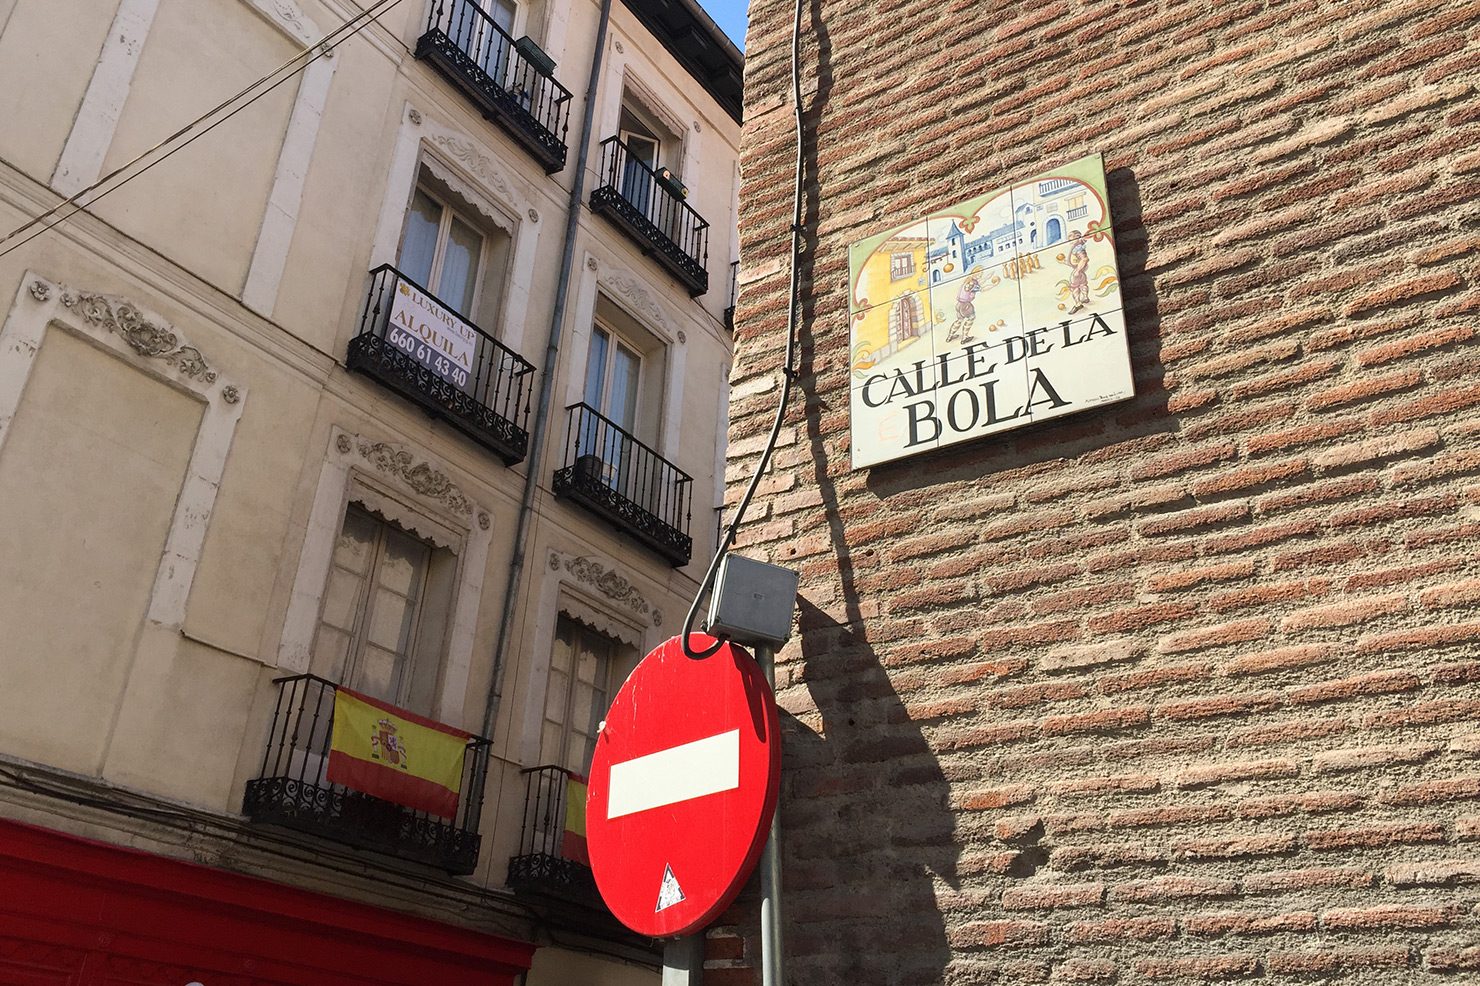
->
[549,550,663,627]
[334,431,475,517]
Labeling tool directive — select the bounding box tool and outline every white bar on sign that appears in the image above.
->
[607,729,741,819]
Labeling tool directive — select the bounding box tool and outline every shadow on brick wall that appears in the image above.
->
[777,600,960,985]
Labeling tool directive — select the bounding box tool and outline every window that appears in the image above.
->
[584,322,641,433]
[400,183,485,316]
[449,0,518,81]
[396,167,513,329]
[540,616,622,774]
[616,93,683,235]
[890,253,915,280]
[311,503,454,715]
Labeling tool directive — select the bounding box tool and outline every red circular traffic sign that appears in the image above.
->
[586,634,780,938]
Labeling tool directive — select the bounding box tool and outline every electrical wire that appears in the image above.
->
[680,0,809,660]
[0,0,404,262]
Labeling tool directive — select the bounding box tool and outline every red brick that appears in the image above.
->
[1128,441,1238,480]
[1099,663,1216,694]
[1172,833,1297,860]
[1051,958,1117,983]
[1157,691,1282,721]
[1221,643,1336,677]
[1112,876,1239,903]
[1147,560,1257,593]
[1266,946,1411,974]
[1183,910,1317,936]
[1001,883,1104,911]
[1133,954,1259,979]
[1067,917,1176,943]
[1226,714,1350,749]
[1088,602,1198,634]
[1322,904,1452,930]
[1382,775,1480,807]
[950,920,1050,949]
[1243,866,1375,893]
[1158,618,1273,653]
[1287,668,1422,704]
[1178,758,1299,788]
[1305,820,1445,849]
[1041,706,1152,737]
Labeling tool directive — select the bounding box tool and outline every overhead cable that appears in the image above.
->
[0,0,404,261]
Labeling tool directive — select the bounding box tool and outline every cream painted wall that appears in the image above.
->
[95,0,297,292]
[0,0,733,976]
[0,0,118,183]
[0,329,201,775]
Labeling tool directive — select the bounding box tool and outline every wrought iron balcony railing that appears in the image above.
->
[507,764,599,900]
[348,265,535,464]
[415,0,572,173]
[589,137,710,296]
[242,674,491,875]
[724,259,739,331]
[552,403,693,566]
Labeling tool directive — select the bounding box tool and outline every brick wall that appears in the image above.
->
[716,0,1480,982]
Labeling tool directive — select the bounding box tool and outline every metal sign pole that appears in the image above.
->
[662,935,703,985]
[756,643,785,986]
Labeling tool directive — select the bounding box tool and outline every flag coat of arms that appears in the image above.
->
[326,688,470,819]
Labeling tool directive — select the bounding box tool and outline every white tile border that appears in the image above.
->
[0,272,247,630]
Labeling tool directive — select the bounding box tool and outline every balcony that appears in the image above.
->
[589,137,710,296]
[348,265,535,464]
[507,765,599,901]
[724,259,739,331]
[552,403,693,566]
[243,675,492,875]
[415,0,572,173]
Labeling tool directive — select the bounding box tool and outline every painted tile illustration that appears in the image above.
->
[848,153,1134,468]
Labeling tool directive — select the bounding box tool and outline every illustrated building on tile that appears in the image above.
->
[0,0,741,982]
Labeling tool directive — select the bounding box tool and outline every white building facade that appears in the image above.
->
[0,0,741,981]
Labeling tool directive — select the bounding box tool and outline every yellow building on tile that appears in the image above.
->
[851,234,930,377]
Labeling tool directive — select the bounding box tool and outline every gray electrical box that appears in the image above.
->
[707,554,799,647]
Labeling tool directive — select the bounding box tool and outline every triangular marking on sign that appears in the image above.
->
[655,864,686,912]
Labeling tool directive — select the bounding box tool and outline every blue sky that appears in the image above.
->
[699,0,748,50]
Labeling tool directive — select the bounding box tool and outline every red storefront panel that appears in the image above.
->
[0,819,533,986]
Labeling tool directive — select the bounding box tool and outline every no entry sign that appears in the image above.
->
[585,634,781,938]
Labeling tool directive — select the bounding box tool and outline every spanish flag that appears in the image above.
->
[561,774,589,865]
[325,688,470,819]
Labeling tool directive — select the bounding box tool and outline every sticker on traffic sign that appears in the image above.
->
[586,634,781,938]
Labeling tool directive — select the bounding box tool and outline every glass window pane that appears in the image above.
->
[609,345,639,431]
[320,567,364,632]
[486,0,515,31]
[545,668,569,719]
[584,327,609,408]
[399,189,442,288]
[366,586,417,653]
[378,528,430,597]
[355,644,401,703]
[438,215,482,315]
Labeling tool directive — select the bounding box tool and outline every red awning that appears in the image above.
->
[0,818,534,985]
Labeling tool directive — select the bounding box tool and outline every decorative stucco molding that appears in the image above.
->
[353,438,474,516]
[599,268,672,335]
[429,133,515,203]
[560,553,658,623]
[63,289,219,383]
